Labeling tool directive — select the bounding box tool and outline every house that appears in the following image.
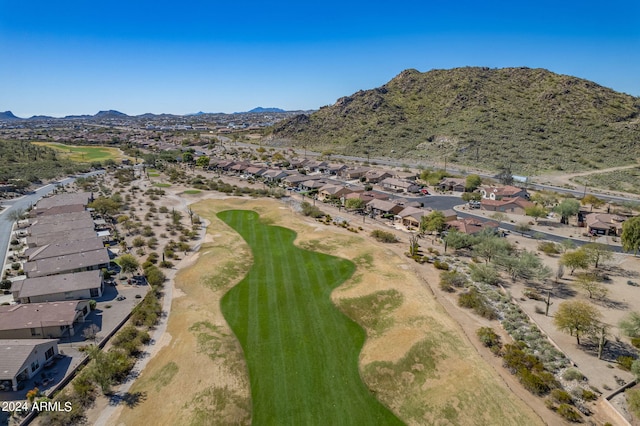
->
[261,169,289,183]
[326,164,348,175]
[480,197,534,215]
[11,270,104,303]
[26,228,99,249]
[282,174,324,188]
[28,211,92,227]
[24,237,105,262]
[28,217,95,237]
[317,185,353,202]
[365,170,393,183]
[379,178,421,193]
[0,339,59,391]
[584,213,626,236]
[288,159,308,169]
[29,204,86,218]
[245,166,266,177]
[398,207,430,228]
[480,185,529,200]
[394,171,419,181]
[438,178,467,192]
[345,191,389,203]
[341,167,370,180]
[33,192,92,213]
[23,248,111,278]
[229,162,250,174]
[447,218,500,235]
[366,199,405,217]
[0,300,91,339]
[300,180,328,192]
[304,161,329,173]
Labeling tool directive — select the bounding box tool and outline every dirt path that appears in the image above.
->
[533,163,638,189]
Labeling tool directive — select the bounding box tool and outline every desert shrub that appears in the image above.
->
[627,389,640,418]
[556,404,581,422]
[439,270,468,291]
[476,327,502,354]
[550,389,573,404]
[580,388,597,401]
[520,368,552,396]
[458,288,497,320]
[523,288,545,301]
[468,263,500,285]
[370,229,399,243]
[433,260,450,270]
[631,338,640,349]
[617,355,635,371]
[563,368,585,381]
[538,241,560,255]
[300,202,325,218]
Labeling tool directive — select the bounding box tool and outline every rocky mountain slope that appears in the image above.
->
[267,67,640,175]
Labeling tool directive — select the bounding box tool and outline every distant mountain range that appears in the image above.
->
[268,67,640,174]
[0,107,293,121]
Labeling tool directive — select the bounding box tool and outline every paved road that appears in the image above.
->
[0,170,105,272]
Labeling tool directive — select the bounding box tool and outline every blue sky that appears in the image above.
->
[1,0,639,117]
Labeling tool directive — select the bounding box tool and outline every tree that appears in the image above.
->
[524,205,548,223]
[465,174,482,191]
[408,234,420,256]
[443,230,474,252]
[554,300,601,345]
[559,239,576,253]
[461,192,482,202]
[490,212,508,223]
[473,236,511,264]
[581,194,605,212]
[7,208,25,224]
[619,312,640,338]
[420,211,446,236]
[553,199,580,225]
[182,152,194,163]
[582,242,613,268]
[560,249,589,275]
[530,191,558,207]
[88,196,121,216]
[195,155,210,168]
[496,166,513,185]
[345,198,365,211]
[576,272,607,299]
[119,254,140,276]
[622,216,640,255]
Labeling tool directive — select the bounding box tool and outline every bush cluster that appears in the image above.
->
[300,201,325,218]
[476,327,502,354]
[502,344,558,396]
[370,229,399,243]
[439,270,468,292]
[458,288,498,320]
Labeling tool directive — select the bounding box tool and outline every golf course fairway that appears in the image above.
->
[219,209,404,425]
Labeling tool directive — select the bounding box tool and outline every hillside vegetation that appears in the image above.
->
[267,67,640,175]
[0,140,89,183]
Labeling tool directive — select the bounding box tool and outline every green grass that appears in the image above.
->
[31,142,127,163]
[182,189,202,195]
[153,183,172,188]
[218,210,404,425]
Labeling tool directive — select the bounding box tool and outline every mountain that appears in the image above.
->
[268,67,640,174]
[94,110,129,119]
[244,107,286,113]
[0,111,22,120]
